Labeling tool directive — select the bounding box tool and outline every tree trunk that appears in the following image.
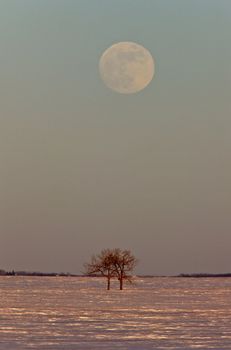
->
[107,277,110,290]
[119,277,123,290]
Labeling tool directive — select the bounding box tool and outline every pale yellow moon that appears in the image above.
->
[99,41,155,94]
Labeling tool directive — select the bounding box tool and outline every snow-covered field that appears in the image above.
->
[0,276,231,349]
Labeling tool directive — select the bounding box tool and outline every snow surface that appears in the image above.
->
[0,276,231,349]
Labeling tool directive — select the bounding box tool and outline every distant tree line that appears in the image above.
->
[0,269,77,277]
[0,269,15,276]
[179,273,231,278]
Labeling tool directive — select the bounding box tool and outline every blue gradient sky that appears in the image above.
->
[1,0,231,274]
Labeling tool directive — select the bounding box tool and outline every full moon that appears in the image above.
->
[99,41,155,94]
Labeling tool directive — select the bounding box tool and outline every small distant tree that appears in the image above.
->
[84,248,138,290]
[84,249,117,290]
[112,249,138,290]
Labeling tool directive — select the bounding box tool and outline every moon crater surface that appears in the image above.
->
[99,42,155,94]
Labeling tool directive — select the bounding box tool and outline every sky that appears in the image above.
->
[1,0,231,275]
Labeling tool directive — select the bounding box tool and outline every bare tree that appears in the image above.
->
[112,249,138,290]
[84,249,117,290]
[84,248,138,290]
